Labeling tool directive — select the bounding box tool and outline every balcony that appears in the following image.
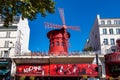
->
[12,51,105,64]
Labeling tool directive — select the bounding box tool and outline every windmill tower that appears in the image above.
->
[45,8,80,56]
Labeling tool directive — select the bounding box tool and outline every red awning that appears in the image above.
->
[49,75,98,77]
[16,74,49,76]
[16,74,98,77]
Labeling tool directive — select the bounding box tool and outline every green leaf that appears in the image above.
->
[0,0,55,27]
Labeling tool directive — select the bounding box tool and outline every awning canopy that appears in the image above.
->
[0,69,9,75]
[0,62,8,65]
[16,74,48,76]
[0,62,8,63]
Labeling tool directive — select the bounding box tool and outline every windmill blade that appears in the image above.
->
[67,26,80,31]
[58,8,66,25]
[44,22,63,29]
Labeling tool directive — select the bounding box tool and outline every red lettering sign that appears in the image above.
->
[17,65,49,76]
[16,64,98,76]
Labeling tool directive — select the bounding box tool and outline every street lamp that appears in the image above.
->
[8,41,14,50]
[95,53,101,80]
[95,53,102,79]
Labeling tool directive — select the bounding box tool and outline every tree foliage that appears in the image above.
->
[20,76,25,80]
[83,46,93,51]
[0,0,55,27]
[82,75,87,80]
[30,76,35,80]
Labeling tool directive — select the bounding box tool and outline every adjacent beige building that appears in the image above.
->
[0,16,30,57]
[84,15,120,54]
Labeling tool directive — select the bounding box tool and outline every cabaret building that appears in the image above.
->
[2,9,120,80]
[12,9,106,80]
[13,53,104,80]
[13,15,105,80]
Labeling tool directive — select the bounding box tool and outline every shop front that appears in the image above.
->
[105,52,120,79]
[0,58,11,80]
[15,64,98,80]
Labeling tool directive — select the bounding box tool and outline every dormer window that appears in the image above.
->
[107,20,111,24]
[101,21,105,25]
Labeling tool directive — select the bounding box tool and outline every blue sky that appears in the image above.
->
[29,0,120,52]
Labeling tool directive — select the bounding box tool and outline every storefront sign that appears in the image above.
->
[17,65,49,75]
[23,66,43,73]
[50,64,98,76]
[17,64,98,76]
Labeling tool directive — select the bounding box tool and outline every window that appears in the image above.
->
[114,20,120,24]
[101,21,105,25]
[114,20,118,24]
[110,39,115,45]
[56,41,60,46]
[6,31,10,38]
[95,35,97,39]
[14,16,20,21]
[107,20,111,24]
[118,20,120,24]
[112,49,115,52]
[4,50,9,57]
[116,29,120,34]
[62,42,64,46]
[4,41,9,48]
[51,42,54,47]
[103,39,108,45]
[109,29,114,34]
[103,29,107,34]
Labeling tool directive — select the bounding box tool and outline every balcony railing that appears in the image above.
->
[14,51,105,57]
[0,50,114,58]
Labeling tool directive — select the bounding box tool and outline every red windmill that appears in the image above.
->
[45,8,80,56]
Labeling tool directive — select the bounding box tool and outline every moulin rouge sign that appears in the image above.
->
[21,66,43,73]
[17,64,98,76]
[17,65,49,75]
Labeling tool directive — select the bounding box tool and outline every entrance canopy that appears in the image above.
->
[0,61,9,75]
[0,69,9,75]
[0,62,8,65]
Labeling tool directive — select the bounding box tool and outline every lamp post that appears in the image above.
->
[96,53,102,79]
[8,41,14,56]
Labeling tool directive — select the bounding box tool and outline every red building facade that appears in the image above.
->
[16,63,98,79]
